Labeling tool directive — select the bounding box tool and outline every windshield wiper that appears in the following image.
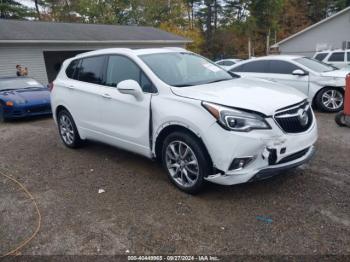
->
[0,89,15,92]
[173,84,194,87]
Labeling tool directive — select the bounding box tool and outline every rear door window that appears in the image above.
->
[268,60,300,74]
[328,52,345,62]
[314,53,328,61]
[77,56,106,84]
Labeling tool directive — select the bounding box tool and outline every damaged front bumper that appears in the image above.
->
[205,146,315,185]
[202,117,318,186]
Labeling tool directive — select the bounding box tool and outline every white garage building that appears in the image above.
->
[0,19,190,84]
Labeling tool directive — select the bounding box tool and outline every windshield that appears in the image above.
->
[0,78,44,91]
[294,57,336,73]
[139,52,234,87]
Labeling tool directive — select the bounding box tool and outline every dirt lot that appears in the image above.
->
[0,113,349,257]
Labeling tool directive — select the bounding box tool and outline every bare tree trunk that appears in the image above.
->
[34,0,41,20]
[248,37,251,59]
[205,0,213,50]
[214,0,217,30]
[191,1,194,29]
[266,28,270,55]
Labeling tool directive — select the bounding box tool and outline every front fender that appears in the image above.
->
[151,95,216,155]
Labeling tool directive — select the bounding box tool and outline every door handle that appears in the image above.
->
[102,93,112,99]
[67,85,75,90]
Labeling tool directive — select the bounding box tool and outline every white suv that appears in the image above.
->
[313,49,350,69]
[51,48,317,193]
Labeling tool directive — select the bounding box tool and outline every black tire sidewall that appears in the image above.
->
[161,131,210,194]
[316,87,344,113]
[57,109,82,148]
[335,111,347,127]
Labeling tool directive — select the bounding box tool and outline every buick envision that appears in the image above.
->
[51,48,317,193]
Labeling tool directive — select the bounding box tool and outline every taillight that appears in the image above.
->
[48,82,54,92]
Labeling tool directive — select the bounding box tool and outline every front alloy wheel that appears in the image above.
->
[165,141,200,188]
[162,132,211,194]
[316,88,344,112]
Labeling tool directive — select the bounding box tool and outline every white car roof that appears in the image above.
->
[252,55,303,61]
[74,47,189,58]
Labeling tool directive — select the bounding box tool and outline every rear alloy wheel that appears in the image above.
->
[162,132,210,194]
[316,87,344,112]
[57,110,83,148]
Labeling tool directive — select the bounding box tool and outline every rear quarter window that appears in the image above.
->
[65,59,79,79]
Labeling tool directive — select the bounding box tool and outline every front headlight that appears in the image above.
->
[202,101,271,132]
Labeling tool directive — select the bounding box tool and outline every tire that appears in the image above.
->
[315,87,344,113]
[57,109,83,148]
[335,111,347,127]
[161,131,211,194]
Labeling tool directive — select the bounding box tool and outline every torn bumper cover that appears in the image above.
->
[205,145,316,186]
[249,146,315,182]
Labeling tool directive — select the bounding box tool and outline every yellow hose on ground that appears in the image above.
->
[0,168,41,257]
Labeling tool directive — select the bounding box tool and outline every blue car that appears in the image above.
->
[0,77,51,122]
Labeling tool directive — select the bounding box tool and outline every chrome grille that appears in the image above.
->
[274,101,313,133]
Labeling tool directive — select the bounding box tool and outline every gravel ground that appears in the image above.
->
[0,113,349,257]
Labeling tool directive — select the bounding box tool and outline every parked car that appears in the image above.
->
[215,58,243,70]
[228,55,347,112]
[313,49,350,69]
[51,48,317,193]
[0,77,51,122]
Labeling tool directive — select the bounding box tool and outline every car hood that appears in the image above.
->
[0,88,50,104]
[320,69,350,78]
[170,78,306,116]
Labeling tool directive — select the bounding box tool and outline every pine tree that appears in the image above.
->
[0,0,33,19]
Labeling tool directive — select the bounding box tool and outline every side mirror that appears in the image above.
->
[292,69,308,76]
[117,80,144,101]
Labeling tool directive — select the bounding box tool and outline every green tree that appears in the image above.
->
[247,0,284,55]
[0,0,33,19]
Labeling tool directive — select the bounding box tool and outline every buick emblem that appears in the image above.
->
[297,108,309,126]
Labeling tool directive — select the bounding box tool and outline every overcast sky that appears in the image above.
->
[16,0,36,8]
